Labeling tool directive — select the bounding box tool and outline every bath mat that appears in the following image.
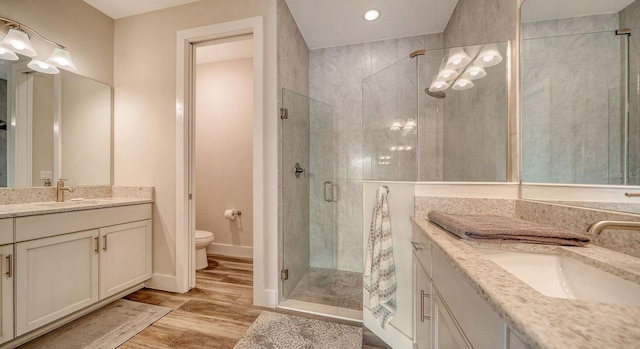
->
[233,311,363,349]
[19,299,171,349]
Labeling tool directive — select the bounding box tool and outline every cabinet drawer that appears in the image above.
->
[0,219,12,245]
[15,204,151,242]
[411,224,432,278]
[432,248,504,349]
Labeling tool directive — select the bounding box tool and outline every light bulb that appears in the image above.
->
[452,58,462,65]
[397,146,405,151]
[12,42,24,50]
[390,146,397,151]
[405,146,412,151]
[483,55,493,62]
[363,9,380,21]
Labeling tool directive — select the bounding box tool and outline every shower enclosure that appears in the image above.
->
[521,27,632,185]
[280,41,509,315]
[281,89,363,311]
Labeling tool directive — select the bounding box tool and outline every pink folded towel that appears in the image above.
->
[427,210,590,247]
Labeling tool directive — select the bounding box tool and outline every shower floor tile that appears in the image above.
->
[288,268,363,310]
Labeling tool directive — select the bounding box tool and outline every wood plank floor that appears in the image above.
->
[120,254,391,349]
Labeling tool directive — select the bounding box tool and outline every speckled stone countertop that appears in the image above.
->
[412,217,640,349]
[0,197,153,219]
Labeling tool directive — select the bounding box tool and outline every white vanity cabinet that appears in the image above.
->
[99,220,152,298]
[412,225,432,349]
[15,230,100,335]
[412,225,531,349]
[0,244,14,345]
[13,204,152,337]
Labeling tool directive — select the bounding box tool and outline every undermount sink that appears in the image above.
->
[476,248,640,306]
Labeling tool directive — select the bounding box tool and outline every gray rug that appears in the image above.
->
[19,299,171,349]
[234,311,363,349]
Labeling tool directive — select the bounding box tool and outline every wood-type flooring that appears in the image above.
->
[120,254,391,349]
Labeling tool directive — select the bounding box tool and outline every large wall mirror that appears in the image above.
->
[0,55,112,187]
[520,0,640,212]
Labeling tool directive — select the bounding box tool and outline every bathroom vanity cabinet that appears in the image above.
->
[412,224,529,349]
[0,202,152,345]
[0,243,14,345]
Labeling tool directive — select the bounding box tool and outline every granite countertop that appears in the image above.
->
[0,197,153,219]
[412,217,640,349]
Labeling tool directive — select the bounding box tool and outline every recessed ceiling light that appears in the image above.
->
[363,9,380,21]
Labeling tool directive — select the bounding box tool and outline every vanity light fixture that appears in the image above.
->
[403,118,417,130]
[474,43,502,67]
[27,59,59,74]
[0,17,77,74]
[437,68,459,82]
[445,47,471,70]
[452,78,474,90]
[363,9,381,21]
[429,77,450,92]
[0,46,18,61]
[461,65,486,80]
[390,120,402,131]
[0,28,36,57]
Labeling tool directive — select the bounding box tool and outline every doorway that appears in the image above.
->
[193,36,254,265]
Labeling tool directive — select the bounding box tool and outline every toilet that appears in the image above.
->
[195,230,215,270]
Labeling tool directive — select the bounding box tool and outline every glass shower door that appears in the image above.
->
[281,88,335,299]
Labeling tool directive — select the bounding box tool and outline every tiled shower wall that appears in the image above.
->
[520,14,623,184]
[621,1,640,185]
[309,34,444,272]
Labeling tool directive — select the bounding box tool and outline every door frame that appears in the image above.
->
[175,17,268,301]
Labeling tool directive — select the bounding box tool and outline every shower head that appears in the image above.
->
[424,88,446,99]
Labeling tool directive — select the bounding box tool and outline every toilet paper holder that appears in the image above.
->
[224,210,242,220]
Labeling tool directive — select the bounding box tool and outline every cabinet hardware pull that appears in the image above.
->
[103,235,107,251]
[411,241,427,251]
[94,236,99,253]
[6,255,12,278]
[420,289,431,322]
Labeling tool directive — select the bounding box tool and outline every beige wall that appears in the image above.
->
[195,58,253,248]
[114,0,277,295]
[0,0,114,85]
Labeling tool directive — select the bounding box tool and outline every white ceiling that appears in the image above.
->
[196,39,254,65]
[83,0,200,19]
[285,0,458,49]
[522,0,636,22]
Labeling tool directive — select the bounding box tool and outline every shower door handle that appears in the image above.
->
[324,181,334,202]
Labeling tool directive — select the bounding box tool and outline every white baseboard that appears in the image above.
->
[145,273,179,293]
[207,243,253,258]
[254,288,278,308]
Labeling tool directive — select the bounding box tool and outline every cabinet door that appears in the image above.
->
[16,230,99,335]
[414,255,431,349]
[433,291,471,349]
[99,220,152,299]
[0,245,13,344]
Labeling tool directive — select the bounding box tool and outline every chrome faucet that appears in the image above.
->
[56,179,73,202]
[588,220,640,235]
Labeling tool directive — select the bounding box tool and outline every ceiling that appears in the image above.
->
[83,0,200,19]
[522,0,636,22]
[196,39,254,65]
[285,0,458,49]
